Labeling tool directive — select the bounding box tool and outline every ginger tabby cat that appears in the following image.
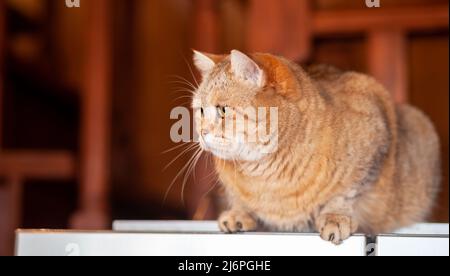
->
[192,50,441,244]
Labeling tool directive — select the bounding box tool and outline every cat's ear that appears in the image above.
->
[193,50,222,77]
[230,50,265,87]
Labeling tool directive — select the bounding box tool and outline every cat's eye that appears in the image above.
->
[200,107,204,117]
[216,106,226,118]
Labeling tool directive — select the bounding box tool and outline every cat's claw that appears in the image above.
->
[316,213,358,245]
[218,210,257,233]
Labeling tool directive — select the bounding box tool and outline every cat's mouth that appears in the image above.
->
[199,129,278,161]
[198,133,240,160]
[205,145,235,161]
[202,136,233,158]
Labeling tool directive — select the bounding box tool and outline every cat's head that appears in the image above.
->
[192,50,299,161]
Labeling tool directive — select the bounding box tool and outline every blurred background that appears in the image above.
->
[0,0,448,255]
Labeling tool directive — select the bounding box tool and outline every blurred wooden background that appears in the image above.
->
[0,0,448,255]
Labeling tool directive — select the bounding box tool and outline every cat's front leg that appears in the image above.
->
[218,209,257,233]
[316,213,358,245]
[314,196,359,245]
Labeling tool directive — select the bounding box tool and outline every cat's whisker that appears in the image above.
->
[171,97,194,107]
[162,142,194,154]
[170,86,195,91]
[204,151,212,172]
[169,86,197,95]
[171,95,195,104]
[167,73,196,83]
[170,87,196,96]
[168,79,196,88]
[170,84,197,95]
[196,155,220,201]
[182,147,202,187]
[198,175,221,207]
[181,147,204,206]
[168,79,193,87]
[182,56,200,88]
[202,161,217,182]
[172,95,194,102]
[163,144,201,206]
[172,101,193,107]
[163,143,199,171]
[168,77,198,91]
[190,150,203,181]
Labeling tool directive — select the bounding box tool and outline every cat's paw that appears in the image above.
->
[316,214,358,245]
[218,210,257,233]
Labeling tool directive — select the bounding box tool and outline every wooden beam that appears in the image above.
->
[0,184,8,256]
[0,151,75,179]
[367,30,408,104]
[313,4,449,35]
[71,0,111,230]
[247,0,312,61]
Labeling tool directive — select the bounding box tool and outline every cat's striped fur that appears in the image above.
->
[192,50,440,244]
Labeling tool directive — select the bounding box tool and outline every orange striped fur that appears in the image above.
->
[192,50,441,244]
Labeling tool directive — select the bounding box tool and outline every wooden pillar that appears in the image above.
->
[189,0,219,219]
[0,0,8,256]
[0,181,8,256]
[0,175,22,256]
[71,0,111,230]
[367,30,409,104]
[192,0,219,52]
[0,0,5,148]
[247,0,312,62]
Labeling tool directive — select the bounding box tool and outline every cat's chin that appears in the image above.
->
[209,149,269,163]
[202,140,272,162]
[208,149,236,161]
[204,146,241,161]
